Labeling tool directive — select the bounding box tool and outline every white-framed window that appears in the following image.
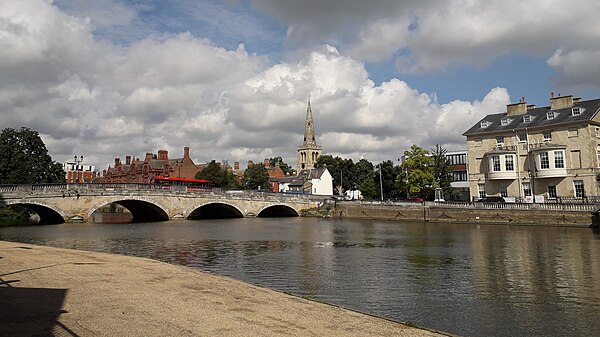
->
[572,107,581,116]
[548,185,557,199]
[499,183,508,197]
[478,183,486,199]
[480,121,491,128]
[505,155,514,171]
[496,136,504,146]
[517,133,528,143]
[523,182,532,197]
[574,180,584,198]
[543,131,552,141]
[554,151,565,168]
[547,111,555,120]
[596,127,600,138]
[492,155,501,171]
[523,115,532,123]
[540,152,550,169]
[501,118,511,126]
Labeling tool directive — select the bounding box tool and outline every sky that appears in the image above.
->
[2,0,600,171]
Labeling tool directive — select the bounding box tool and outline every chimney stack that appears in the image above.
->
[126,156,131,165]
[184,147,190,159]
[145,152,153,162]
[247,160,254,168]
[158,149,168,161]
[506,99,528,116]
[234,161,240,170]
[264,158,270,168]
[114,158,121,167]
[550,94,574,110]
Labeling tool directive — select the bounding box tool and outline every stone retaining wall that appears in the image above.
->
[321,202,599,227]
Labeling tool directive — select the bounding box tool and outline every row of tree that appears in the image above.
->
[194,160,271,190]
[315,144,457,200]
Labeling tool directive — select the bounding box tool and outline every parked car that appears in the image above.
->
[405,196,425,202]
[476,196,505,203]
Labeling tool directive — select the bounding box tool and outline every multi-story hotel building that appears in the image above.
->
[463,94,600,201]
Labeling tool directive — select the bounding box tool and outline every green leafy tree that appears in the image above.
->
[396,144,435,198]
[195,160,236,188]
[242,163,269,190]
[268,157,293,175]
[359,178,379,199]
[376,160,402,199]
[354,159,374,188]
[0,127,65,184]
[430,144,455,199]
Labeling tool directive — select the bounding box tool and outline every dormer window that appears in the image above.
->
[523,115,532,123]
[500,117,511,126]
[572,107,581,116]
[547,111,556,120]
[480,121,492,128]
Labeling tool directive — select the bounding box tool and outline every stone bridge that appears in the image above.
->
[0,184,322,224]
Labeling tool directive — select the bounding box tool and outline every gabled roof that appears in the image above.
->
[463,98,600,136]
[299,168,328,179]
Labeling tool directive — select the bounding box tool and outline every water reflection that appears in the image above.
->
[1,218,599,337]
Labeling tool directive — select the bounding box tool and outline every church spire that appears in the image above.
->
[303,96,316,146]
[297,96,322,172]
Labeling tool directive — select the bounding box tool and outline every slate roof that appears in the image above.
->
[463,98,600,136]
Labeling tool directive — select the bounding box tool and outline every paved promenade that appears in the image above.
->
[0,241,446,337]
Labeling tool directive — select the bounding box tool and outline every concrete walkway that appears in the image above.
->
[0,241,447,337]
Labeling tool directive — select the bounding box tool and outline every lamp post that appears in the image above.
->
[74,155,83,183]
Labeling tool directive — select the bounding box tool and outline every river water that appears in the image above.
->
[1,218,599,337]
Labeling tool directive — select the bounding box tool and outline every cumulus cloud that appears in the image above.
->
[250,0,600,88]
[0,0,511,172]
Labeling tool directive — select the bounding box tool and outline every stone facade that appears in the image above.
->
[297,98,322,172]
[464,95,600,201]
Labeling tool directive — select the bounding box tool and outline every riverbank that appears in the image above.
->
[0,241,446,337]
[314,200,600,227]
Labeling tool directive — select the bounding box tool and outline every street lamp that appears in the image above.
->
[74,155,83,183]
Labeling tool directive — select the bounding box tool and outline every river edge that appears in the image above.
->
[308,201,600,227]
[0,240,449,337]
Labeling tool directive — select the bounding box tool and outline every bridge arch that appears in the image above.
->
[256,204,299,217]
[187,202,244,219]
[88,197,170,222]
[4,200,66,225]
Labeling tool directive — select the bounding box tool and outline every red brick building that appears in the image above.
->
[99,147,200,183]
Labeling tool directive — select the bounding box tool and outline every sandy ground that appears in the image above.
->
[0,241,448,337]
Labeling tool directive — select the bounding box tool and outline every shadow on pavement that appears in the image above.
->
[0,285,79,336]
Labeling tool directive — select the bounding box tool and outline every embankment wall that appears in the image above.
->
[318,202,599,227]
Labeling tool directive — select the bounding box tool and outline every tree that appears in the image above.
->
[268,157,293,175]
[359,178,379,199]
[396,144,435,198]
[376,160,402,199]
[0,127,65,184]
[242,163,269,190]
[195,160,236,188]
[430,144,454,199]
[354,159,374,188]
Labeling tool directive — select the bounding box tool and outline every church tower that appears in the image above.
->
[297,97,322,172]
